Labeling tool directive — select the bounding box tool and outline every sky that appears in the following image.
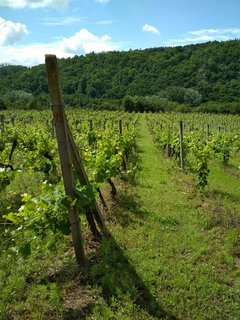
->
[0,0,240,66]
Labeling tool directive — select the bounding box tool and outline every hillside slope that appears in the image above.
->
[0,40,240,109]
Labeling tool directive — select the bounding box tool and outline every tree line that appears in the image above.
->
[0,40,240,113]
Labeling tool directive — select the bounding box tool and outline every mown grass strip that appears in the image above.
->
[86,114,240,319]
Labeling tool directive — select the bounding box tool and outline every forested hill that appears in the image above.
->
[0,40,240,112]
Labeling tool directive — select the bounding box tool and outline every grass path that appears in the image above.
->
[85,114,240,319]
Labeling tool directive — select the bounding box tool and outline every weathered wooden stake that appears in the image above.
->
[179,120,184,169]
[11,116,15,126]
[45,54,86,267]
[89,119,93,131]
[207,124,210,140]
[119,119,122,135]
[1,114,5,134]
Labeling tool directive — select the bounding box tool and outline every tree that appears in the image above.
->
[4,90,33,108]
[159,86,186,103]
[184,88,202,107]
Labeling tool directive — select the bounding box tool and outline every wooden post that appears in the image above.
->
[179,120,184,169]
[119,119,122,135]
[1,114,5,134]
[207,124,210,140]
[45,54,86,267]
[89,119,93,131]
[11,116,15,126]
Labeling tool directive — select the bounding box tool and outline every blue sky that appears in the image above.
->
[0,0,240,66]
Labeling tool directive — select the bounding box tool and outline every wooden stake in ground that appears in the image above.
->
[0,114,4,134]
[179,120,184,169]
[207,124,210,140]
[45,54,86,267]
[119,119,122,135]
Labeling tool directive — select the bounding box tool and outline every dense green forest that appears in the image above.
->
[0,40,240,113]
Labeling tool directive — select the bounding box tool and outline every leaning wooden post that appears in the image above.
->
[179,120,184,169]
[45,54,86,267]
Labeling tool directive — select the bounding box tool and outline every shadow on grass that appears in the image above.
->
[86,232,177,319]
[104,182,153,228]
[60,135,177,318]
[114,191,148,225]
[57,229,177,319]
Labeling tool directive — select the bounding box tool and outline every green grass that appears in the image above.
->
[1,114,240,319]
[83,115,240,319]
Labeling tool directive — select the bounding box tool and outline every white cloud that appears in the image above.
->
[95,0,110,4]
[142,24,160,36]
[60,28,115,54]
[167,28,240,46]
[40,17,82,26]
[188,28,240,36]
[0,42,69,66]
[0,28,118,66]
[0,0,68,9]
[188,29,219,36]
[0,17,28,46]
